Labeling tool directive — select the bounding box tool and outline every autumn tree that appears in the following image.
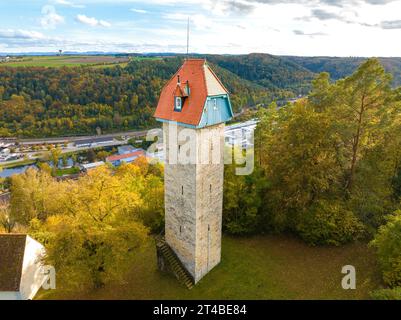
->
[9,163,159,291]
[116,158,165,233]
[0,201,15,233]
[49,147,62,173]
[96,150,110,161]
[312,59,399,229]
[10,168,63,224]
[30,166,149,290]
[252,59,399,243]
[223,156,267,235]
[332,59,393,193]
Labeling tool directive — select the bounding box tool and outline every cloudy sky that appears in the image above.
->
[1,0,401,56]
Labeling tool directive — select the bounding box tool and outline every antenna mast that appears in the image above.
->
[186,17,190,58]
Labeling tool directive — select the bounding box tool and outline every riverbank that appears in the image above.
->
[0,158,37,170]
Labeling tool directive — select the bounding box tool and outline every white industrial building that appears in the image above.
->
[224,119,258,149]
[80,161,105,172]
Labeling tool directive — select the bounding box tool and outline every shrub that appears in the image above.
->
[223,163,266,235]
[371,210,401,287]
[370,287,401,300]
[296,200,364,246]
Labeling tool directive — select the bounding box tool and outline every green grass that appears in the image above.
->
[37,235,383,300]
[55,167,80,176]
[91,62,128,69]
[131,56,163,61]
[1,55,129,68]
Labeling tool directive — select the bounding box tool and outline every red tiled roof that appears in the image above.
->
[106,150,145,162]
[154,59,228,126]
[0,234,27,291]
[174,84,188,97]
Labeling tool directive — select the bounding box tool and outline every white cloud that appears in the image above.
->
[0,29,45,40]
[130,8,148,14]
[53,0,85,8]
[380,19,401,29]
[40,5,65,29]
[75,14,111,27]
[1,0,401,56]
[99,20,112,27]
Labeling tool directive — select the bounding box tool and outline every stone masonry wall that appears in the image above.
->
[163,122,225,283]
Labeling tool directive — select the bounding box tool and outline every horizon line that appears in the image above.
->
[1,51,401,59]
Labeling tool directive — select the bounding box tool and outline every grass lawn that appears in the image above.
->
[1,55,129,68]
[55,167,80,176]
[37,235,383,300]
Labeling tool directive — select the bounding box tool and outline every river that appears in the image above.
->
[0,158,75,178]
[0,164,37,178]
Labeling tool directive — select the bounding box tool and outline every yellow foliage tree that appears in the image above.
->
[10,163,160,290]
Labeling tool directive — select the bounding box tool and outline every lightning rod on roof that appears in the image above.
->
[186,16,190,59]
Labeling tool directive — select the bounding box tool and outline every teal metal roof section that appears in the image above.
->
[156,93,233,129]
[198,94,234,128]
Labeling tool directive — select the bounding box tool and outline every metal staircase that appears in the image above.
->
[156,238,194,289]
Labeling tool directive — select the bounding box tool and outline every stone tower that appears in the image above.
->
[154,59,233,284]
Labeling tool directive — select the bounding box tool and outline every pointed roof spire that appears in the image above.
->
[186,17,190,59]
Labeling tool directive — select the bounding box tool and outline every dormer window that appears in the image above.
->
[175,96,182,111]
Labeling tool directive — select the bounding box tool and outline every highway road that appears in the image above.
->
[0,129,150,145]
[0,113,251,168]
[1,109,249,146]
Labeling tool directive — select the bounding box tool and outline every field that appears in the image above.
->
[37,235,383,300]
[0,55,130,68]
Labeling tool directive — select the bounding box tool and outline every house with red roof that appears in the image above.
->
[105,149,145,166]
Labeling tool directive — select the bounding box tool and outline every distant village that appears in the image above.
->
[0,119,257,182]
[0,56,10,63]
[0,135,161,177]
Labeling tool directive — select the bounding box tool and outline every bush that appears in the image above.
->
[223,163,266,235]
[370,287,401,300]
[296,200,364,246]
[371,210,401,287]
